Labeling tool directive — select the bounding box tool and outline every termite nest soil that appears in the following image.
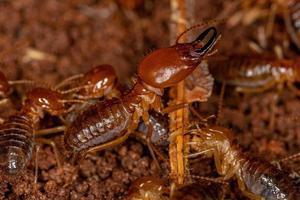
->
[0,0,299,199]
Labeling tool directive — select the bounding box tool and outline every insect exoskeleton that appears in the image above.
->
[64,27,219,159]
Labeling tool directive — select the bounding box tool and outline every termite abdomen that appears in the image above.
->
[241,157,299,200]
[0,114,33,175]
[65,97,131,153]
[137,111,169,146]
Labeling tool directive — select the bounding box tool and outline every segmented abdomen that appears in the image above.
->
[65,98,133,152]
[137,111,169,146]
[0,113,34,174]
[208,56,290,88]
[240,157,299,200]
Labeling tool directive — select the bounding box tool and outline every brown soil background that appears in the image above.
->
[0,0,299,199]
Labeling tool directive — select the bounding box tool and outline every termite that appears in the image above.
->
[64,26,219,162]
[55,64,119,100]
[0,87,79,175]
[208,54,300,127]
[35,64,120,136]
[124,176,169,200]
[208,54,300,93]
[188,125,300,200]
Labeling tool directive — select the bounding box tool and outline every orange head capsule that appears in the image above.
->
[0,71,11,98]
[22,87,66,117]
[80,64,117,98]
[137,27,218,91]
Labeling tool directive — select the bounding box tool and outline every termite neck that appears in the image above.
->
[122,81,158,113]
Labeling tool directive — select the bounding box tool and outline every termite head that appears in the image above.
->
[0,146,26,175]
[22,87,66,117]
[80,64,117,98]
[190,126,233,156]
[125,177,169,200]
[0,71,10,98]
[137,27,218,93]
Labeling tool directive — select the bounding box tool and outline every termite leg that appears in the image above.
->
[186,148,214,159]
[269,93,279,131]
[189,105,205,121]
[170,182,177,200]
[133,131,168,167]
[284,7,300,49]
[269,83,284,131]
[35,125,66,137]
[85,131,132,155]
[189,174,228,185]
[162,102,189,114]
[216,81,226,125]
[288,82,300,96]
[8,80,35,86]
[248,41,264,54]
[145,124,163,171]
[189,105,216,125]
[213,150,224,175]
[0,98,9,107]
[34,145,40,187]
[266,3,277,38]
[59,85,92,95]
[141,111,166,170]
[236,177,262,200]
[276,152,300,164]
[235,79,276,93]
[34,138,63,169]
[54,74,83,90]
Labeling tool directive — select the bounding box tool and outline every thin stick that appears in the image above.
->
[169,0,191,186]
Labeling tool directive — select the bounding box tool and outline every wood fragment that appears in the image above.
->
[169,0,195,186]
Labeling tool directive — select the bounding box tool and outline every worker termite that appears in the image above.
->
[55,64,119,100]
[188,125,300,200]
[208,54,300,94]
[208,54,300,127]
[64,26,219,163]
[35,64,120,136]
[124,176,169,200]
[0,87,79,175]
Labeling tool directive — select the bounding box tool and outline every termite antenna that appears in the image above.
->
[175,18,226,44]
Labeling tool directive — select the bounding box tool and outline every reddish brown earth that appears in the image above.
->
[0,0,299,199]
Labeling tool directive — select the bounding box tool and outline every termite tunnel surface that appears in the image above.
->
[137,26,218,89]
